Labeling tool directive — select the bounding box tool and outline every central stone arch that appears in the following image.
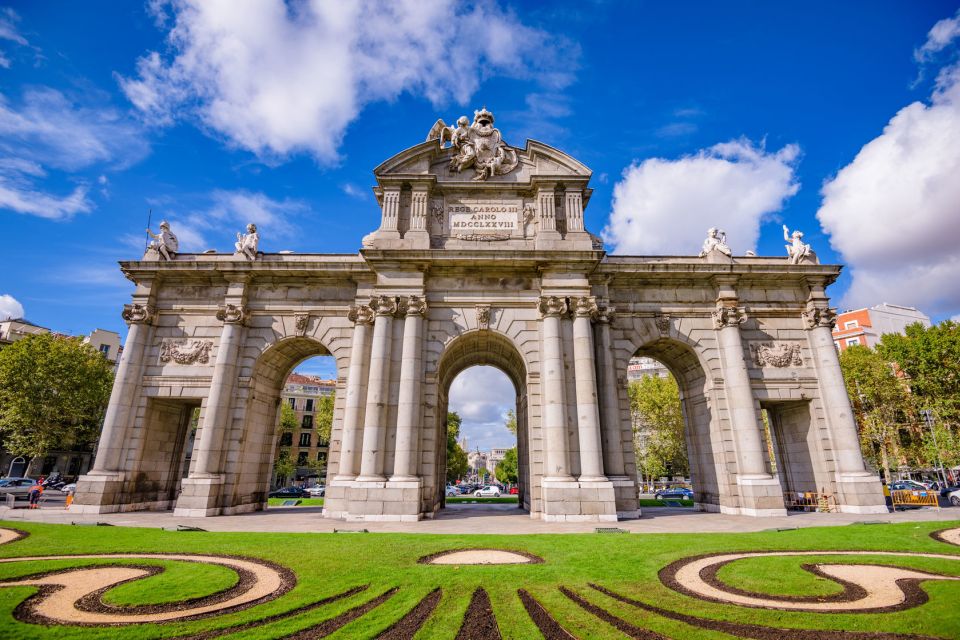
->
[434,330,530,512]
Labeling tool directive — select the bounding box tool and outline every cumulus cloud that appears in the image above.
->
[817,52,960,316]
[0,88,147,219]
[120,0,576,163]
[603,139,800,255]
[0,293,24,321]
[449,366,516,450]
[915,8,960,62]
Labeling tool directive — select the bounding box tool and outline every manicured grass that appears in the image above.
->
[445,496,519,504]
[266,497,325,507]
[0,519,958,639]
[638,498,693,507]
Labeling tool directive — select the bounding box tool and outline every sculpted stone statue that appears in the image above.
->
[699,227,731,258]
[426,108,518,181]
[235,223,259,260]
[146,220,178,261]
[783,224,817,264]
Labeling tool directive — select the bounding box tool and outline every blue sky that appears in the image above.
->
[2,1,959,450]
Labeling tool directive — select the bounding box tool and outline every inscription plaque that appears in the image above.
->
[448,202,519,238]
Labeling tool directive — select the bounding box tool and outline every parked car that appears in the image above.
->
[889,480,929,492]
[944,487,960,507]
[59,483,77,494]
[269,486,309,499]
[509,486,519,495]
[654,487,693,500]
[306,485,325,497]
[0,478,38,501]
[445,485,459,497]
[474,485,501,498]
[458,485,474,495]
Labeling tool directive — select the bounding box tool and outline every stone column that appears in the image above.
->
[334,304,374,480]
[88,302,155,474]
[391,295,427,481]
[712,303,770,479]
[190,302,246,477]
[572,296,606,481]
[356,295,398,482]
[595,305,626,477]
[539,296,573,481]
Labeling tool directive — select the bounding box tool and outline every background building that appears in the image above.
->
[832,303,931,352]
[275,373,335,486]
[627,356,670,381]
[0,318,50,347]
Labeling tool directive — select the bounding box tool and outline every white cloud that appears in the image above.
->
[0,88,147,220]
[0,293,24,321]
[340,183,367,200]
[0,8,28,69]
[603,139,800,255]
[120,0,576,163]
[817,60,960,318]
[915,8,960,62]
[449,366,516,450]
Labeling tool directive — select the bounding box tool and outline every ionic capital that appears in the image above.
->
[573,296,598,319]
[121,303,154,325]
[370,295,399,317]
[712,304,746,330]
[538,295,568,318]
[596,304,615,325]
[348,304,374,325]
[216,303,247,325]
[802,305,836,330]
[404,295,428,317]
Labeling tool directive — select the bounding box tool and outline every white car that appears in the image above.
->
[474,485,501,498]
[306,486,325,497]
[946,487,960,507]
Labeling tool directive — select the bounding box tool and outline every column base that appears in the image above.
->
[609,476,641,518]
[72,472,127,513]
[173,475,225,517]
[541,479,618,522]
[323,478,422,521]
[736,475,788,517]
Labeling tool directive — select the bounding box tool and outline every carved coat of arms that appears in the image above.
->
[426,108,519,181]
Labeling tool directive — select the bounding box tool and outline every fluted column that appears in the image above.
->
[89,302,154,474]
[804,304,870,476]
[595,304,627,477]
[391,296,427,481]
[381,189,401,233]
[334,304,374,480]
[539,296,573,481]
[572,297,606,481]
[713,303,770,479]
[190,302,245,477]
[356,295,397,482]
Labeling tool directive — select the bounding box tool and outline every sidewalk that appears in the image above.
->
[1,502,957,535]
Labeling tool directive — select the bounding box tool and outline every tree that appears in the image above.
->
[839,344,913,480]
[446,411,468,482]
[628,374,687,482]
[504,409,517,435]
[278,402,298,433]
[495,447,518,484]
[315,392,335,444]
[0,333,114,460]
[273,448,295,487]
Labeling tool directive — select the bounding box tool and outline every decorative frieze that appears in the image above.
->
[121,303,154,325]
[538,295,568,318]
[160,339,213,365]
[712,305,747,329]
[802,306,837,330]
[752,342,803,368]
[216,303,247,325]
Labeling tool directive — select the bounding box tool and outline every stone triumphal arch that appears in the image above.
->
[75,109,887,521]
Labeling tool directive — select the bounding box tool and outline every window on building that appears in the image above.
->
[844,320,859,330]
[301,414,313,429]
[316,437,329,447]
[299,432,311,447]
[317,451,327,461]
[279,432,293,447]
[287,397,296,409]
[305,398,314,412]
[846,337,861,347]
[98,344,111,357]
[297,451,308,465]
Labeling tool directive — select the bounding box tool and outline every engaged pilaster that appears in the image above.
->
[356,295,398,482]
[335,303,374,480]
[572,296,606,481]
[391,295,427,481]
[595,304,627,478]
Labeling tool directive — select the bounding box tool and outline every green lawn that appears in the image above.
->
[267,498,325,507]
[0,519,958,639]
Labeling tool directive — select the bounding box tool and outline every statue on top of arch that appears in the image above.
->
[426,107,519,181]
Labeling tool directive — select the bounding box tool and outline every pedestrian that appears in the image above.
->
[28,483,42,509]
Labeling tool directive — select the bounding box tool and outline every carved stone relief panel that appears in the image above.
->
[159,339,214,365]
[751,342,803,367]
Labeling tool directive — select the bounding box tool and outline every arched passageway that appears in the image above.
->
[434,331,530,513]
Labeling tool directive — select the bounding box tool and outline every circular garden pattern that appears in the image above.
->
[0,525,958,638]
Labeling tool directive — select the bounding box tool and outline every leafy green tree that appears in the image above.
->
[273,448,295,487]
[278,402,298,433]
[504,409,517,435]
[495,447,518,484]
[446,411,468,482]
[0,333,114,460]
[315,392,335,444]
[628,374,687,482]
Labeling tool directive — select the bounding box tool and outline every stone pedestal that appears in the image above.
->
[735,476,788,517]
[541,479,618,522]
[835,474,889,514]
[71,473,127,514]
[324,478,422,522]
[174,476,225,517]
[611,476,641,518]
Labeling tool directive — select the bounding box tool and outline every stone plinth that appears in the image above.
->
[541,479,618,522]
[324,478,423,522]
[174,476,225,517]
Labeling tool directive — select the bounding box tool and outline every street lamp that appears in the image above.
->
[920,409,947,488]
